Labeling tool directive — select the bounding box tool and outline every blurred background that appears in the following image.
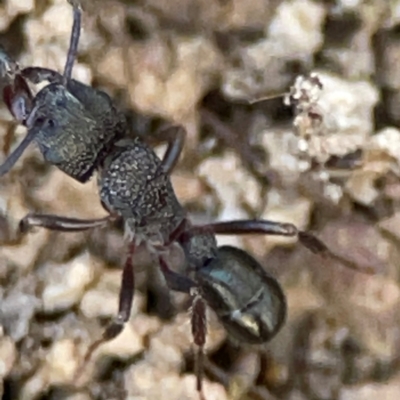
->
[1,0,400,399]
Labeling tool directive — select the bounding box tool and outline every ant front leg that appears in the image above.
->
[196,219,374,274]
[21,0,81,85]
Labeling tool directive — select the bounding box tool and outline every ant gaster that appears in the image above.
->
[0,1,368,396]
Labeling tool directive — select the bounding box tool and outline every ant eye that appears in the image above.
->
[46,119,55,128]
[34,116,46,125]
[33,116,56,130]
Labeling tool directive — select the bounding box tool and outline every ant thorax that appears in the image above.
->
[99,138,186,247]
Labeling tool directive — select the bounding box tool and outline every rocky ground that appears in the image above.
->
[1,0,400,399]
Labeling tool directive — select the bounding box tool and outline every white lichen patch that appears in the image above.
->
[268,0,326,56]
[126,37,221,124]
[41,253,96,313]
[294,72,379,163]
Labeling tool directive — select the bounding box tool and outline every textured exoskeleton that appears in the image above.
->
[8,68,126,182]
[195,245,286,345]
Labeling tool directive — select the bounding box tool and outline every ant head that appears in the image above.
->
[196,245,287,344]
[0,2,128,182]
[0,74,127,182]
[25,82,106,182]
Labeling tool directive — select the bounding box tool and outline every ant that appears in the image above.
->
[0,1,370,397]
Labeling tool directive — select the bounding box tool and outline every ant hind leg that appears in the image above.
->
[190,287,207,400]
[158,256,195,293]
[195,219,375,274]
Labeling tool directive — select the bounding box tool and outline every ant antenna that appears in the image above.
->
[246,92,286,105]
[63,0,82,85]
[0,128,36,176]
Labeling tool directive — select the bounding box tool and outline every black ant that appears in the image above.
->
[0,1,370,397]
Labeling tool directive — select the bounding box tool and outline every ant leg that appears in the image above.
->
[190,287,207,399]
[64,0,82,83]
[151,125,186,176]
[197,219,330,255]
[158,256,195,293]
[159,248,206,395]
[196,220,374,274]
[19,213,112,233]
[22,2,82,86]
[76,242,136,379]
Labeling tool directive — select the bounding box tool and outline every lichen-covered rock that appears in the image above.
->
[41,253,96,313]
